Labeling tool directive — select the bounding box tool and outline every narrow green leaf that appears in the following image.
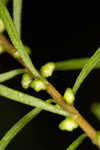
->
[73,47,100,94]
[0,99,51,150]
[0,2,41,79]
[13,0,23,38]
[0,84,70,117]
[0,69,25,83]
[55,58,100,71]
[66,133,87,150]
[55,58,89,70]
[91,103,100,121]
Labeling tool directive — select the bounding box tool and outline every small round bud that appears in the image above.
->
[0,18,5,33]
[59,117,78,132]
[64,88,75,104]
[96,131,100,146]
[0,44,5,54]
[40,62,55,77]
[30,80,47,92]
[21,73,32,89]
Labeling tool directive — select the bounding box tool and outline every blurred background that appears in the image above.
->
[0,1,100,150]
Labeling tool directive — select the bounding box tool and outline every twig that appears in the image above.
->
[0,34,99,147]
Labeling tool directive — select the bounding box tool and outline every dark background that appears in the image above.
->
[0,1,100,150]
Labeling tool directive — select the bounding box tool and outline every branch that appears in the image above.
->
[0,34,99,147]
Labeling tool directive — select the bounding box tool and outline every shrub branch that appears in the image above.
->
[0,34,99,147]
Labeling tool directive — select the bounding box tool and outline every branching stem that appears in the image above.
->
[0,34,99,147]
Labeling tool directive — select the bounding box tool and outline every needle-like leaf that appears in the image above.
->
[13,0,23,38]
[66,133,87,150]
[0,1,41,79]
[0,99,51,150]
[72,47,100,94]
[0,69,25,83]
[0,84,70,117]
[55,58,100,71]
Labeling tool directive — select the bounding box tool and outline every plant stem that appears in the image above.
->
[0,34,99,147]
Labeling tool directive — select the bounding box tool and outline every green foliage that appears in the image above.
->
[0,99,52,150]
[0,0,100,149]
[0,69,25,83]
[0,84,70,117]
[72,47,100,94]
[66,133,87,150]
[13,0,23,38]
[55,58,100,71]
[0,1,41,79]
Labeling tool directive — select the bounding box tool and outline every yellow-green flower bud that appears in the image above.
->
[21,73,32,89]
[0,45,5,54]
[0,18,5,33]
[96,131,100,146]
[40,62,55,77]
[64,88,75,104]
[30,80,46,92]
[59,117,78,132]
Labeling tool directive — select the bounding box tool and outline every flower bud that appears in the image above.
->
[59,117,78,132]
[30,80,47,92]
[21,73,32,89]
[64,88,75,104]
[40,62,55,77]
[0,18,5,33]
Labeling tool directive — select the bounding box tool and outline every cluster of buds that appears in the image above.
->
[21,73,46,92]
[21,62,55,92]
